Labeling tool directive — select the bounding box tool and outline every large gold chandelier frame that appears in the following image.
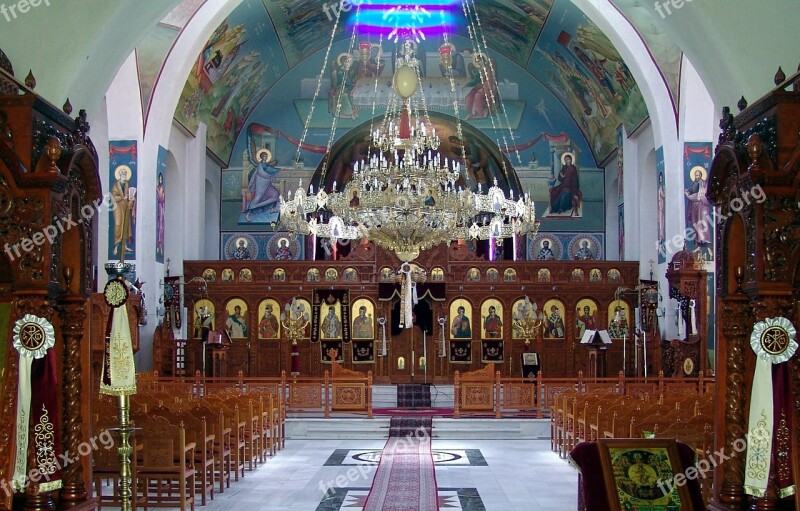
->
[278,3,539,262]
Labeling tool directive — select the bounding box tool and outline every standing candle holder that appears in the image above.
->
[282,298,310,379]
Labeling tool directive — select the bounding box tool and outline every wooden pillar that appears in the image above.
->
[57,296,88,506]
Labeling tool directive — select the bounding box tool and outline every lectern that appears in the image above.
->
[580,330,612,378]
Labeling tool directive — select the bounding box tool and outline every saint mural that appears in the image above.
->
[258,300,280,339]
[111,164,136,256]
[241,148,281,224]
[575,300,598,339]
[351,301,374,339]
[548,152,581,216]
[450,302,472,339]
[225,299,248,338]
[321,305,343,339]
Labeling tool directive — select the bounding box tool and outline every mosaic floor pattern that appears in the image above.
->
[315,488,486,511]
[324,448,488,466]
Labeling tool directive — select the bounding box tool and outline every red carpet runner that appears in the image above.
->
[363,418,438,511]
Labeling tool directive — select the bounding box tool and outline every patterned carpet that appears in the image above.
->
[363,418,438,511]
[389,416,433,437]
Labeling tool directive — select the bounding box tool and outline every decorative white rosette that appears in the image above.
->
[12,314,56,490]
[744,317,797,497]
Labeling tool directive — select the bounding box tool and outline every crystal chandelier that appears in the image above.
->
[279,5,539,262]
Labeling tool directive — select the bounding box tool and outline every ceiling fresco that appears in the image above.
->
[168,0,655,165]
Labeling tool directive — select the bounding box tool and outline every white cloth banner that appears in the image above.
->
[100,305,137,396]
[13,357,33,489]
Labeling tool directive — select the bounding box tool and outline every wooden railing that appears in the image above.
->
[141,369,710,420]
[142,369,373,419]
[453,368,715,419]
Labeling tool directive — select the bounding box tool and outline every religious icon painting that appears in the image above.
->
[503,268,516,282]
[570,268,585,282]
[225,233,259,261]
[193,299,215,339]
[257,298,281,339]
[481,299,503,339]
[155,147,166,264]
[352,340,375,364]
[530,233,562,261]
[589,268,602,282]
[607,268,621,282]
[380,267,393,282]
[224,298,249,338]
[343,267,358,282]
[449,299,473,340]
[466,267,481,282]
[543,299,566,339]
[575,298,599,339]
[607,300,631,340]
[351,299,375,340]
[307,268,320,282]
[267,234,300,261]
[325,268,339,282]
[272,268,285,282]
[319,301,344,340]
[321,340,344,364]
[537,268,552,283]
[481,340,503,363]
[431,267,445,281]
[596,439,696,511]
[202,268,217,282]
[569,234,602,261]
[449,341,472,364]
[108,141,137,260]
[221,268,234,282]
[486,268,499,282]
[239,268,253,282]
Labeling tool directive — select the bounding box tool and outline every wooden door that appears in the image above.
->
[390,325,434,383]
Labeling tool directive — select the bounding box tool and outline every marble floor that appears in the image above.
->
[151,438,579,511]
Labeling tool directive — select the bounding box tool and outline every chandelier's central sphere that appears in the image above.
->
[393,65,418,99]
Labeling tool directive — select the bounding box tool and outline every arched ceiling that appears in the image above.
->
[0,0,797,158]
[169,0,655,166]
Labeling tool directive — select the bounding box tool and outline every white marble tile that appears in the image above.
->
[99,437,578,510]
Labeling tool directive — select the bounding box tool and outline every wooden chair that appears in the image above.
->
[183,415,215,506]
[135,418,196,511]
[199,400,245,482]
[192,405,232,494]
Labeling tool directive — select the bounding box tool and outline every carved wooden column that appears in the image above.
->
[715,297,751,508]
[57,295,88,506]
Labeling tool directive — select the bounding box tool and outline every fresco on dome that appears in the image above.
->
[264,0,351,67]
[136,24,180,117]
[292,38,526,130]
[466,0,553,67]
[531,1,648,160]
[173,0,286,160]
[609,0,682,109]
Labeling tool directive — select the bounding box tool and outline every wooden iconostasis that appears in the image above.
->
[176,246,659,383]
